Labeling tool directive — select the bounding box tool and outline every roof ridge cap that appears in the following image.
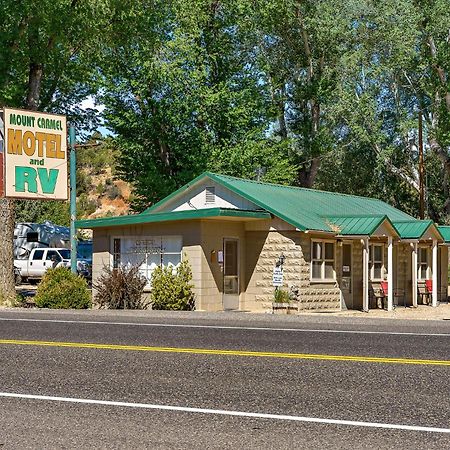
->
[210,172,393,203]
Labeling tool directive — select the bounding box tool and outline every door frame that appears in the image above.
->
[340,241,353,310]
[222,238,240,310]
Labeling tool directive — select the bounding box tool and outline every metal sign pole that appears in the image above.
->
[69,126,77,274]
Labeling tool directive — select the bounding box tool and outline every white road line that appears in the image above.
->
[0,392,448,434]
[0,317,449,337]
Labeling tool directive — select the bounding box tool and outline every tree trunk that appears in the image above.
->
[26,62,43,110]
[0,199,15,304]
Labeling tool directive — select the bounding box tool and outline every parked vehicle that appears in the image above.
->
[14,222,70,260]
[15,248,92,282]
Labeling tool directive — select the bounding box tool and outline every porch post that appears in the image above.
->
[387,236,393,311]
[412,242,418,308]
[432,239,438,307]
[362,238,369,312]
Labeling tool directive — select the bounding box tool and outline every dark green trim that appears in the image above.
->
[75,208,271,229]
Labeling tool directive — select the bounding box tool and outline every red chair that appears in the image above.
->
[425,279,433,294]
[380,281,388,296]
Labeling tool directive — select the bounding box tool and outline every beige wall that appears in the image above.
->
[198,221,246,311]
[90,218,450,312]
[92,220,203,305]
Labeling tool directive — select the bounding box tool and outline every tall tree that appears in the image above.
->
[0,0,123,302]
[102,0,294,211]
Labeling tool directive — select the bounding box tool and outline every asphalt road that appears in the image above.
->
[0,309,449,449]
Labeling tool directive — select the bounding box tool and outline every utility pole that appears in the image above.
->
[418,110,425,220]
[69,126,77,274]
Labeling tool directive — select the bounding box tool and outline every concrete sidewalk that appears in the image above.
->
[297,303,450,320]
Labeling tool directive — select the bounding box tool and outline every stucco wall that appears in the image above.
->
[91,221,203,305]
[199,220,246,311]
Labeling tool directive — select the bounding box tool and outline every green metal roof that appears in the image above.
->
[185,172,414,232]
[437,226,450,243]
[76,208,271,229]
[326,215,393,236]
[84,172,441,237]
[393,220,436,239]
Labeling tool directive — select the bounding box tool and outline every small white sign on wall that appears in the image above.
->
[272,266,284,287]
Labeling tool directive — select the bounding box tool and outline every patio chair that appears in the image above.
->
[418,281,432,305]
[369,282,386,309]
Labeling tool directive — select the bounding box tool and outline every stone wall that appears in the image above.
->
[244,229,340,311]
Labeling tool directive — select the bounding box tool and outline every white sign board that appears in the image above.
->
[272,266,284,287]
[3,108,68,200]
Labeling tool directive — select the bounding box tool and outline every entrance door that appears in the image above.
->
[223,239,239,310]
[341,243,353,309]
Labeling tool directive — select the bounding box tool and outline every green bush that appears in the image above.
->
[151,259,195,310]
[35,267,91,309]
[273,288,290,303]
[94,264,147,309]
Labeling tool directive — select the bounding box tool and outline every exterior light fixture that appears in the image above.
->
[276,253,286,267]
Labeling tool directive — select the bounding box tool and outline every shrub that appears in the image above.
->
[106,184,121,200]
[273,288,290,303]
[151,259,195,310]
[35,267,91,309]
[94,264,147,309]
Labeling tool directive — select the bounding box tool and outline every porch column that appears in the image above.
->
[387,236,393,311]
[432,239,438,307]
[362,238,369,312]
[412,242,418,308]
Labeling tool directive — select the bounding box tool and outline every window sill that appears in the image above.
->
[310,279,336,284]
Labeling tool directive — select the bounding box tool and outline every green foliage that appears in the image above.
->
[2,0,450,223]
[273,288,290,304]
[15,200,70,227]
[77,136,119,175]
[35,267,91,309]
[77,193,97,217]
[94,265,147,309]
[150,259,195,311]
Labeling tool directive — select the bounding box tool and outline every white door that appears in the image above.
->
[223,239,239,310]
[28,249,46,277]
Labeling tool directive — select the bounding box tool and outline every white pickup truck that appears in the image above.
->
[15,248,91,282]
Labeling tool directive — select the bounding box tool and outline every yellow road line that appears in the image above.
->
[0,339,449,366]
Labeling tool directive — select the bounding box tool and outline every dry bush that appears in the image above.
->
[94,264,147,309]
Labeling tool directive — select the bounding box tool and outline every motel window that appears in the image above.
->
[418,247,429,280]
[369,244,384,280]
[112,236,182,286]
[311,240,335,281]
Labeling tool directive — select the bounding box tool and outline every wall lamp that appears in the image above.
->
[276,253,286,267]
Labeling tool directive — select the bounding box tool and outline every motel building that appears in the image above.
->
[76,172,450,312]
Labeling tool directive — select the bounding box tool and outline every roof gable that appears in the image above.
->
[147,177,260,213]
[438,226,450,243]
[394,220,443,241]
[326,216,399,237]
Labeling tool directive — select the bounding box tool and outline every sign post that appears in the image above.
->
[69,126,77,274]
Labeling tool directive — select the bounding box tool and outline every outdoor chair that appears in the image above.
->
[418,281,432,305]
[369,282,386,309]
